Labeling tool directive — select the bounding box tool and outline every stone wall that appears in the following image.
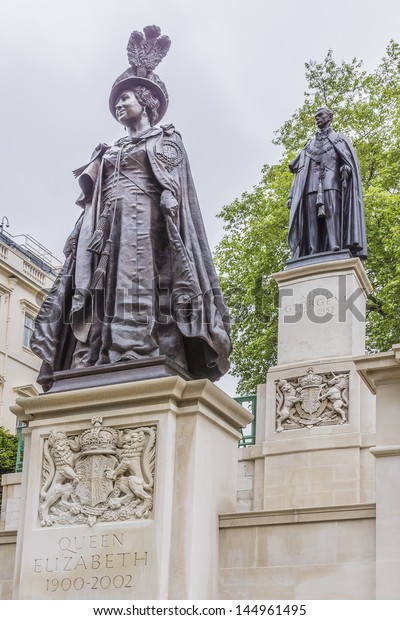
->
[0,472,22,532]
[0,471,379,600]
[0,532,16,599]
[0,473,21,599]
[219,505,376,599]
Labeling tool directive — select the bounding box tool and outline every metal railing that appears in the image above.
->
[15,422,26,473]
[234,395,257,447]
[0,226,62,275]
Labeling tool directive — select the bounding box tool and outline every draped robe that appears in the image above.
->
[31,125,231,390]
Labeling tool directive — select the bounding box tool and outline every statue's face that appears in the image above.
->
[115,89,143,125]
[315,110,332,130]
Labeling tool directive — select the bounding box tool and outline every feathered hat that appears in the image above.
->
[109,25,171,123]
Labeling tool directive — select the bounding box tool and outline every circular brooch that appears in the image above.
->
[154,140,183,172]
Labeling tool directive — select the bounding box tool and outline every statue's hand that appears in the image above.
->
[160,190,179,218]
[64,238,77,258]
[166,204,178,219]
[340,164,351,178]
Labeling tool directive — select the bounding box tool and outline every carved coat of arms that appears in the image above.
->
[276,368,349,432]
[39,417,156,527]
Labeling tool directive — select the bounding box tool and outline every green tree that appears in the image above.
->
[0,426,18,476]
[215,41,400,395]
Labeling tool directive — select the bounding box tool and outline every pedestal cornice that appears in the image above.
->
[11,376,252,432]
[273,257,373,294]
[354,347,400,394]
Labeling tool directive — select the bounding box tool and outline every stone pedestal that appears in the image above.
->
[273,257,371,365]
[259,258,376,511]
[11,377,251,600]
[355,345,400,600]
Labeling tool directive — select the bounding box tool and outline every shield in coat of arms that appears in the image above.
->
[74,454,117,507]
[300,384,322,414]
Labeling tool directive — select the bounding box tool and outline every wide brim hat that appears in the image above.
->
[109,68,169,123]
[109,26,170,125]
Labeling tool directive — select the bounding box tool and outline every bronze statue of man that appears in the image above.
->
[287,107,367,260]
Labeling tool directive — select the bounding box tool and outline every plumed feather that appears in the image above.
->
[143,25,161,40]
[126,26,171,75]
[143,35,171,72]
[127,30,146,70]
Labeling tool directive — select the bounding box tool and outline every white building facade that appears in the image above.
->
[0,227,58,433]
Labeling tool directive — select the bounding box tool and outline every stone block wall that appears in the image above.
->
[0,532,16,599]
[236,459,254,512]
[0,473,21,600]
[261,445,375,509]
[0,472,22,532]
[219,505,376,599]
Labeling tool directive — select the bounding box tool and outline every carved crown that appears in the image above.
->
[299,367,323,389]
[80,417,118,455]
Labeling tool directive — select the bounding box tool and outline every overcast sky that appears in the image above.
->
[1,0,398,394]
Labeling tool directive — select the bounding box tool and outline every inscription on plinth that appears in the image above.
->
[33,531,148,595]
[20,524,154,599]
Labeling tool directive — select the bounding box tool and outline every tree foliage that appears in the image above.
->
[0,426,18,476]
[215,41,400,395]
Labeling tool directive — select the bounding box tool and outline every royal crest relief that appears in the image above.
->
[275,368,349,431]
[39,417,156,527]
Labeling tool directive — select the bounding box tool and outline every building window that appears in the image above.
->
[23,313,35,349]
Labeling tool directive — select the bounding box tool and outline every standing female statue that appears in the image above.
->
[31,26,230,391]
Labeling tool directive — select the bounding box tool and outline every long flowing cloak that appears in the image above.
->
[31,125,231,389]
[288,131,367,259]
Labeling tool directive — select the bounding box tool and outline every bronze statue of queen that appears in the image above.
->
[31,26,231,391]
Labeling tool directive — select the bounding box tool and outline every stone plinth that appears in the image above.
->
[355,345,400,600]
[273,258,372,365]
[11,377,251,600]
[261,358,376,510]
[253,258,376,512]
